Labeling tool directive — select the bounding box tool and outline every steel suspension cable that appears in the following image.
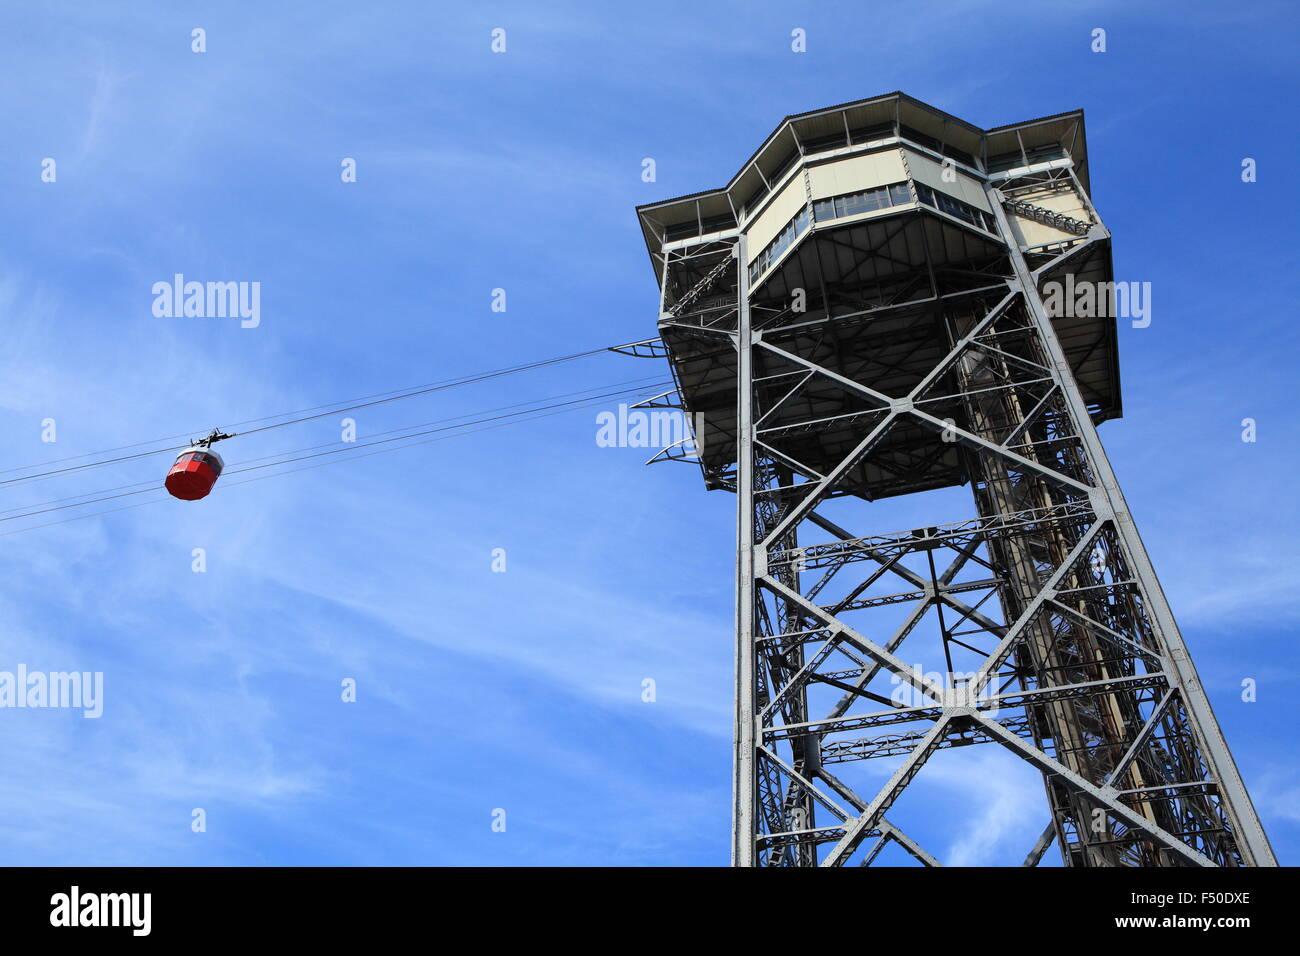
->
[0,381,668,524]
[0,375,668,516]
[0,342,650,488]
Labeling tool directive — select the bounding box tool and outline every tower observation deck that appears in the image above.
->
[636,91,1275,867]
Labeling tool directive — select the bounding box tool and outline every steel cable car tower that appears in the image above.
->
[635,92,1275,866]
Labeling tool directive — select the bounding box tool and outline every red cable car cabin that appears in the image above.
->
[165,447,224,501]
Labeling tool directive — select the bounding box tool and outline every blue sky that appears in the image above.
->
[0,1,1296,865]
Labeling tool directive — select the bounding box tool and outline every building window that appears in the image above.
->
[811,181,912,224]
[663,213,738,243]
[801,132,848,155]
[898,125,976,168]
[848,122,896,145]
[986,143,1066,174]
[767,150,800,184]
[748,207,812,284]
[899,124,941,152]
[914,183,998,233]
[748,174,996,284]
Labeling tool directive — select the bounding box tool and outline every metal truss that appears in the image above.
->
[662,177,1276,867]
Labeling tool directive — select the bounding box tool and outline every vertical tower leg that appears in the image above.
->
[732,237,758,867]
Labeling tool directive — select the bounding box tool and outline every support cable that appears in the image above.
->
[0,381,667,525]
[0,341,657,488]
